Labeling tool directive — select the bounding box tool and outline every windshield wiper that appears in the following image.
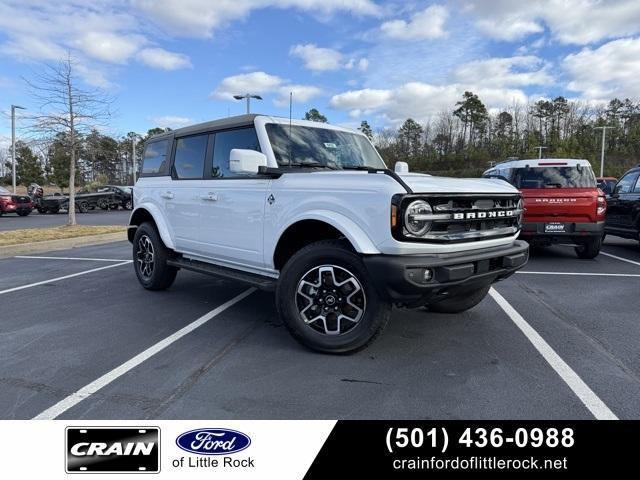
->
[340,165,384,172]
[287,162,339,170]
[544,182,563,188]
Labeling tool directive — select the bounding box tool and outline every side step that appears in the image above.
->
[167,257,276,291]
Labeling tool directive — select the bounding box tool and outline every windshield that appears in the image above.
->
[509,166,596,189]
[266,124,386,169]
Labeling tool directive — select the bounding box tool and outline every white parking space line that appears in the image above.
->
[0,261,132,296]
[517,271,640,277]
[600,251,640,267]
[33,287,256,420]
[14,256,130,262]
[489,288,618,420]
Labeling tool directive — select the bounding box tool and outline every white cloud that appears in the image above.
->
[76,32,145,64]
[134,0,381,38]
[0,35,67,61]
[465,0,640,44]
[149,115,194,128]
[381,5,448,40]
[290,44,343,71]
[212,71,284,99]
[274,84,323,106]
[212,71,322,107]
[453,55,553,88]
[137,48,192,70]
[290,43,369,72]
[330,82,527,124]
[564,37,640,100]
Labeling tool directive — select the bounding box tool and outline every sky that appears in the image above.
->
[1,0,640,145]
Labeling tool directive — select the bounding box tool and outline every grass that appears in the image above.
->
[0,225,127,246]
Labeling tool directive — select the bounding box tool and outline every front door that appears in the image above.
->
[607,171,639,230]
[193,127,269,269]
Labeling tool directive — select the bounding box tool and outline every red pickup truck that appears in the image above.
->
[484,159,605,258]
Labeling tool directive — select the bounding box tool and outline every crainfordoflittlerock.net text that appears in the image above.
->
[393,456,568,471]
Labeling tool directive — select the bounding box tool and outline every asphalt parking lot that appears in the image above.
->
[0,209,130,231]
[1,237,639,420]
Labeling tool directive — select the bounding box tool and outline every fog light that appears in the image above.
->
[423,268,433,282]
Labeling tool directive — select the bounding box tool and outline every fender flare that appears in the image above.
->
[129,203,175,250]
[276,210,381,255]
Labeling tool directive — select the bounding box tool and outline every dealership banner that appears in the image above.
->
[0,420,636,477]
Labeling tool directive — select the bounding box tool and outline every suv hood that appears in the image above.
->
[398,173,518,194]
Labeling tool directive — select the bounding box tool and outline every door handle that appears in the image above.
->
[160,191,174,199]
[201,192,218,201]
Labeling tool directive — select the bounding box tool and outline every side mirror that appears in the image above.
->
[229,149,267,175]
[395,161,409,174]
[612,185,622,197]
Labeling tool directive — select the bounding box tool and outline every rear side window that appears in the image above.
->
[510,166,596,189]
[212,127,261,178]
[173,134,209,179]
[141,139,169,176]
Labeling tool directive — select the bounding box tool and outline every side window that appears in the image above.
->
[212,127,261,178]
[141,139,169,176]
[173,134,208,179]
[617,172,639,194]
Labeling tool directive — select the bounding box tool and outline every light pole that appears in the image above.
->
[595,126,614,177]
[11,105,25,193]
[132,134,139,184]
[535,146,547,159]
[233,94,263,114]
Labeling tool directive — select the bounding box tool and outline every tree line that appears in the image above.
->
[370,93,640,178]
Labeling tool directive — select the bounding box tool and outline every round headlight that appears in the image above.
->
[404,200,433,237]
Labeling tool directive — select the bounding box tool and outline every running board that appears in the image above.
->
[167,257,276,291]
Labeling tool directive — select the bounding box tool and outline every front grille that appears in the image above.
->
[396,193,523,244]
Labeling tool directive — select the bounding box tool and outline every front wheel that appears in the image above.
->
[276,240,391,354]
[17,210,31,217]
[427,284,491,314]
[132,222,178,290]
[575,237,601,259]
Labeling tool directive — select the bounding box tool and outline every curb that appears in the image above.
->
[0,232,128,258]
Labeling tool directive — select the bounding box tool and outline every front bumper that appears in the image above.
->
[520,221,604,243]
[363,240,529,306]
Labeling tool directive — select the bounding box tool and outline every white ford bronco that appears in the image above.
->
[129,114,528,353]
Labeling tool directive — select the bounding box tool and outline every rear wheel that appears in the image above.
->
[98,198,109,210]
[133,222,178,290]
[77,201,89,213]
[427,285,491,314]
[17,210,31,217]
[276,240,391,354]
[575,236,601,259]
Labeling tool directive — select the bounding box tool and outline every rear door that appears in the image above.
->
[164,133,210,254]
[192,126,270,269]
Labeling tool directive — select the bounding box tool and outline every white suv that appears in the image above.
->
[129,114,528,353]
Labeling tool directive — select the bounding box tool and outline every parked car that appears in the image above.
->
[97,185,133,210]
[129,114,528,353]
[604,165,640,244]
[597,176,618,195]
[0,186,33,216]
[484,158,605,258]
[37,191,115,214]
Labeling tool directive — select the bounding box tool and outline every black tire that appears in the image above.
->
[49,207,59,214]
[276,239,391,354]
[98,198,109,210]
[17,210,31,217]
[575,236,601,259]
[123,199,132,210]
[76,201,89,213]
[132,222,178,290]
[427,284,491,314]
[36,207,46,214]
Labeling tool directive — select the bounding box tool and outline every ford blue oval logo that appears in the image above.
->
[176,429,251,455]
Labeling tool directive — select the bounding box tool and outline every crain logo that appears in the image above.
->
[66,427,160,473]
[176,429,251,456]
[453,210,517,220]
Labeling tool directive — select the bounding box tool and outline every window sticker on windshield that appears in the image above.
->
[323,142,337,149]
